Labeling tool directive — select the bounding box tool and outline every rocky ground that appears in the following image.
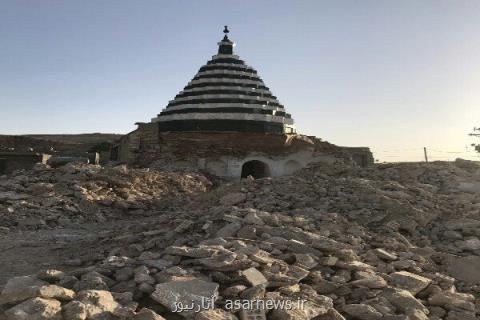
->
[0,160,480,319]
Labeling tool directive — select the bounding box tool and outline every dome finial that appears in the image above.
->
[218,25,234,54]
[222,26,230,41]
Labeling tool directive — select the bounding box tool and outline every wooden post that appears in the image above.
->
[424,147,428,163]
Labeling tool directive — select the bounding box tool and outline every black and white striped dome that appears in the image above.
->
[151,27,296,134]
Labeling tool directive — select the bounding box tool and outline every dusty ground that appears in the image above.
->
[0,217,149,286]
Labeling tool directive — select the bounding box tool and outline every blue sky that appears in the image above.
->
[1,1,479,161]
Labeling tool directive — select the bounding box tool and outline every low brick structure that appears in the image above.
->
[113,124,372,178]
[0,152,51,174]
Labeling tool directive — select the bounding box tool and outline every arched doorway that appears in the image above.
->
[241,160,270,179]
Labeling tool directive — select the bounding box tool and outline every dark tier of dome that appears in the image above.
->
[151,27,296,134]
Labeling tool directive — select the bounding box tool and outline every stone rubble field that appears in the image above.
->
[0,163,211,230]
[1,159,480,319]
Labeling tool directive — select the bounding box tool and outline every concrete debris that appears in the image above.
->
[389,271,432,295]
[342,304,382,320]
[151,279,219,317]
[0,160,480,319]
[219,192,247,206]
[133,308,166,320]
[4,297,62,320]
[240,267,268,287]
[195,309,238,320]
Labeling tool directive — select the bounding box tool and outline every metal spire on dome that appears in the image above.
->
[223,25,230,40]
[218,25,234,54]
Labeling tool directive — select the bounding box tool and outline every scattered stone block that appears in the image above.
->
[195,309,238,320]
[0,276,48,305]
[238,308,266,320]
[373,248,398,261]
[428,291,475,311]
[350,275,387,289]
[37,270,66,283]
[269,299,330,319]
[445,255,480,284]
[216,222,242,238]
[240,268,268,286]
[382,288,429,315]
[220,192,246,206]
[389,271,431,295]
[151,279,219,317]
[4,297,62,320]
[319,256,338,266]
[74,290,119,319]
[343,304,382,320]
[62,301,87,320]
[455,238,480,251]
[134,308,166,320]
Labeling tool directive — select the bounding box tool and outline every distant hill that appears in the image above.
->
[25,133,122,145]
[0,133,123,153]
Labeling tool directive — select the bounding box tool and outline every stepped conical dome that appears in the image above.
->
[151,27,296,134]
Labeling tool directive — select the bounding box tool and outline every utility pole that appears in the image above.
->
[470,127,480,138]
[424,147,428,163]
[470,127,480,154]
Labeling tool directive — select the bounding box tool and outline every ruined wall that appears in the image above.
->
[0,135,117,166]
[115,129,141,164]
[211,151,318,177]
[0,153,50,174]
[340,146,375,167]
[115,123,373,178]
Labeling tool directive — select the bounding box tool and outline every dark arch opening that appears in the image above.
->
[241,160,270,179]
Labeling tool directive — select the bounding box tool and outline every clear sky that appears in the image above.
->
[1,1,479,162]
